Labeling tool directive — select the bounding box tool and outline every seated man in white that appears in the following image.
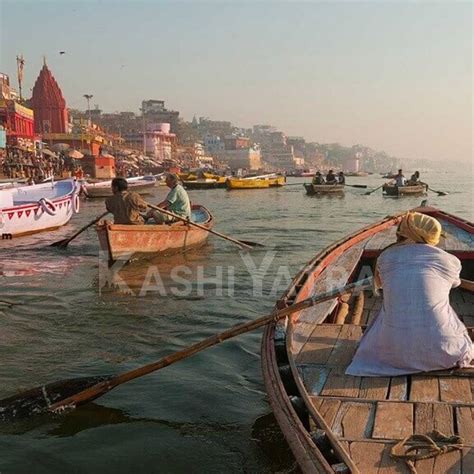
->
[346,212,473,376]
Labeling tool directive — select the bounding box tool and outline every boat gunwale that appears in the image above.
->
[262,206,473,473]
[97,205,214,262]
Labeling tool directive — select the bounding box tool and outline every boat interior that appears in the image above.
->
[0,180,75,208]
[271,210,473,472]
[143,206,211,226]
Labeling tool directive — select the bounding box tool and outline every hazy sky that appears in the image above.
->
[1,1,472,162]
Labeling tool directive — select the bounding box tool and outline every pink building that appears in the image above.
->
[144,123,176,161]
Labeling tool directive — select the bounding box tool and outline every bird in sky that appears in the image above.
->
[59,51,66,55]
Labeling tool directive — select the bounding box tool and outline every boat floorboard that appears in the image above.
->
[298,287,473,473]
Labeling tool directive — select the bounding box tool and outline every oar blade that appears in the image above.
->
[49,239,70,248]
[237,240,264,248]
[0,375,110,422]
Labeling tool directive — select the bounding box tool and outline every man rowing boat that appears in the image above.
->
[105,174,191,225]
[105,177,148,225]
[346,212,473,376]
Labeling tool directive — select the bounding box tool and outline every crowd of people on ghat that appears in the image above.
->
[312,169,345,185]
[1,147,84,181]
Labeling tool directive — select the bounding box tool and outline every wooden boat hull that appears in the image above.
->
[96,205,213,262]
[261,207,473,473]
[84,176,156,198]
[0,179,80,238]
[183,179,226,190]
[304,183,345,195]
[383,184,427,196]
[226,176,285,189]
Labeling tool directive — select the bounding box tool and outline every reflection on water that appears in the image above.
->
[0,172,472,472]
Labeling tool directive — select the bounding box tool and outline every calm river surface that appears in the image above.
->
[0,171,472,473]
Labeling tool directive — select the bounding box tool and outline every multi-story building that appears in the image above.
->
[123,122,176,161]
[215,147,261,170]
[141,99,180,135]
[198,117,233,138]
[224,135,250,150]
[203,134,224,154]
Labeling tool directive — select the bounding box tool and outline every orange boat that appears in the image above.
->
[96,205,214,262]
[261,206,473,473]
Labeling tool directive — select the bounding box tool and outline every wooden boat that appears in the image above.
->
[304,183,345,195]
[261,206,473,473]
[226,175,285,190]
[83,176,157,198]
[96,205,213,262]
[183,177,227,190]
[0,179,80,238]
[383,183,427,196]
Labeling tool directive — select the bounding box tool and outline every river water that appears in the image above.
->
[0,171,472,473]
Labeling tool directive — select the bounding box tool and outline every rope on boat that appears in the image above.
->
[390,430,465,473]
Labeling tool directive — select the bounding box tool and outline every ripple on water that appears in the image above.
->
[0,171,471,472]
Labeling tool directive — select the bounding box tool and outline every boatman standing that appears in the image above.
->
[146,173,191,224]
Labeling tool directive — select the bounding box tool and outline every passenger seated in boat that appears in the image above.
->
[393,169,406,187]
[407,170,420,185]
[325,169,337,184]
[337,171,345,185]
[105,177,148,225]
[346,212,473,376]
[312,172,325,185]
[146,173,191,224]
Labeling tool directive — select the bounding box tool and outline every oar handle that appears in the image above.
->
[48,277,373,410]
[146,203,253,250]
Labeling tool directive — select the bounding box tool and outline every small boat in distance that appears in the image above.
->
[226,174,285,190]
[0,179,80,238]
[383,183,427,196]
[96,205,213,262]
[183,178,227,189]
[304,183,345,195]
[83,176,157,198]
[261,206,473,473]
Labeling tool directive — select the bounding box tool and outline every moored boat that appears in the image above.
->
[304,183,345,195]
[0,179,80,238]
[226,174,285,190]
[383,183,427,196]
[183,177,227,189]
[83,176,157,198]
[96,204,214,262]
[261,206,473,473]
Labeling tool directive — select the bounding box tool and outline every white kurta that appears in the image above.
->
[346,243,473,376]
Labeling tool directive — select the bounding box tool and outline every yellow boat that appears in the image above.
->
[226,175,286,189]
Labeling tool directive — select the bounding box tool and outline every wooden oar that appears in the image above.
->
[365,183,386,195]
[427,186,448,196]
[146,203,263,249]
[0,277,373,421]
[50,211,109,248]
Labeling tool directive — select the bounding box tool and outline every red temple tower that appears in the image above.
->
[30,59,69,134]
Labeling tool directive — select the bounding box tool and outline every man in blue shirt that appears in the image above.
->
[147,173,191,224]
